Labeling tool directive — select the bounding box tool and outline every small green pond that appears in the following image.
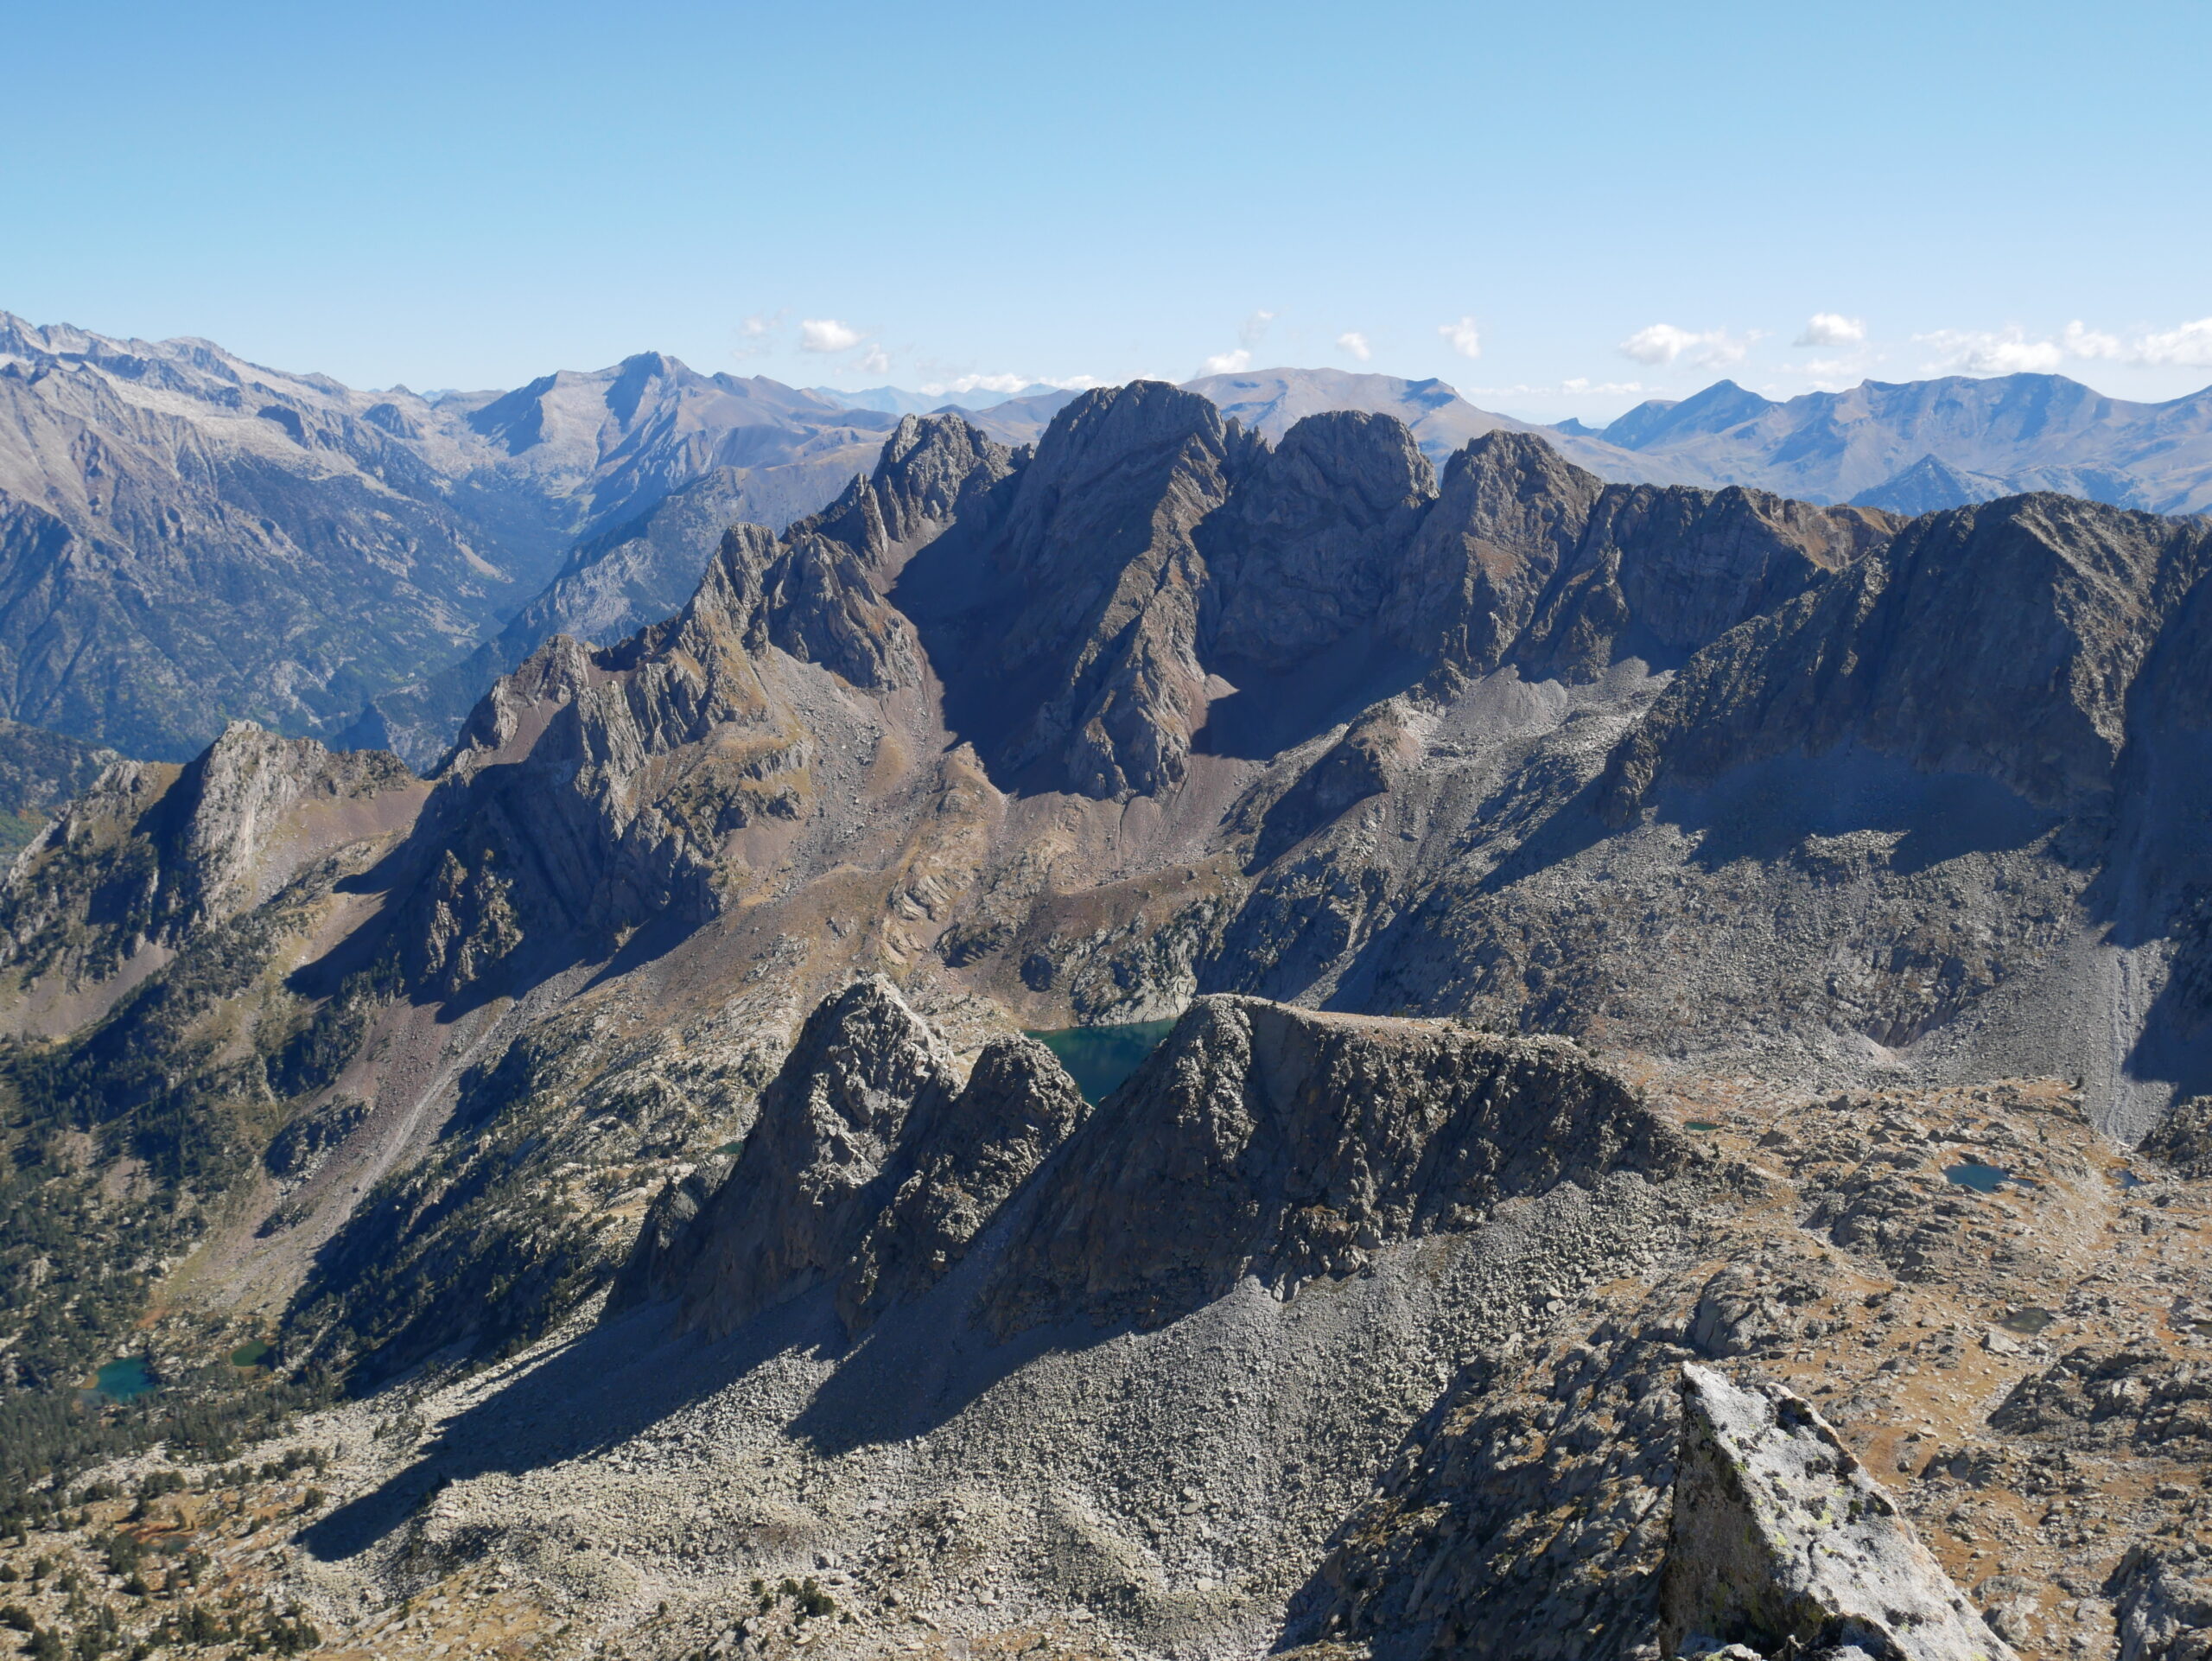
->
[87,1357,156,1403]
[1026,1020,1178,1105]
[1683,1120,1722,1134]
[229,1340,274,1370]
[1999,1307,2055,1335]
[1944,1161,2011,1193]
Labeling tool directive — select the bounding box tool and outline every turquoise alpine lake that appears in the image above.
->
[1025,1020,1178,1105]
[88,1357,156,1402]
[1944,1161,2011,1193]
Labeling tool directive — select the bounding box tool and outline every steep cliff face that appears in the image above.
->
[1379,431,1892,683]
[836,1031,1087,1333]
[903,381,1250,799]
[1203,410,1437,665]
[902,402,1888,805]
[660,977,1088,1337]
[672,977,961,1334]
[1600,494,2212,824]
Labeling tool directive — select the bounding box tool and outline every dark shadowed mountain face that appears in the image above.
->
[1599,372,2212,512]
[0,314,893,758]
[899,385,1891,800]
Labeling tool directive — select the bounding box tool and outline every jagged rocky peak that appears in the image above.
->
[1383,430,1894,682]
[1376,429,1607,672]
[982,995,1693,1336]
[760,412,1020,691]
[654,977,1089,1336]
[795,411,1018,575]
[673,976,960,1333]
[155,722,416,919]
[899,408,1903,802]
[903,379,1253,799]
[836,1030,1088,1333]
[1600,492,2212,824]
[1662,1365,2014,1661]
[410,412,1000,988]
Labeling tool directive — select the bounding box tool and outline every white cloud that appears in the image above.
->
[917,372,1106,398]
[1618,323,1748,367]
[925,372,1032,397]
[2133,317,2212,367]
[799,318,863,353]
[1560,378,1647,396]
[1200,348,1252,376]
[857,345,891,376]
[1794,312,1866,347]
[740,314,772,338]
[1913,327,2065,375]
[1238,310,1277,349]
[1439,316,1482,359]
[2062,321,2124,360]
[1337,331,1372,362]
[1913,316,2212,376]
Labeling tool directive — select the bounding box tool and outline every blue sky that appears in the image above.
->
[4,0,2208,419]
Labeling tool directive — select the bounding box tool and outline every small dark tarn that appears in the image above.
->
[85,1357,156,1403]
[714,1141,743,1157]
[1944,1161,2011,1193]
[1684,1120,1722,1134]
[2116,1168,2149,1190]
[1025,1019,1178,1106]
[2000,1308,2056,1335]
[230,1340,274,1369]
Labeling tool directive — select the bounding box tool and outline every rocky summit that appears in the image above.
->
[4,377,2212,1661]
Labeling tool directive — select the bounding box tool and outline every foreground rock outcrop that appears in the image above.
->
[1662,1365,2014,1661]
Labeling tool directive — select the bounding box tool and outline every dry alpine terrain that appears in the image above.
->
[4,381,2212,1661]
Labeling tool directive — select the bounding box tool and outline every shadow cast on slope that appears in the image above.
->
[1656,745,2056,877]
[296,1297,832,1563]
[286,741,694,1026]
[296,1269,1133,1567]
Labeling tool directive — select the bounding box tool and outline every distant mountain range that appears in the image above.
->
[1591,373,2212,513]
[0,314,900,758]
[894,365,2212,515]
[4,309,2209,769]
[807,382,1067,417]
